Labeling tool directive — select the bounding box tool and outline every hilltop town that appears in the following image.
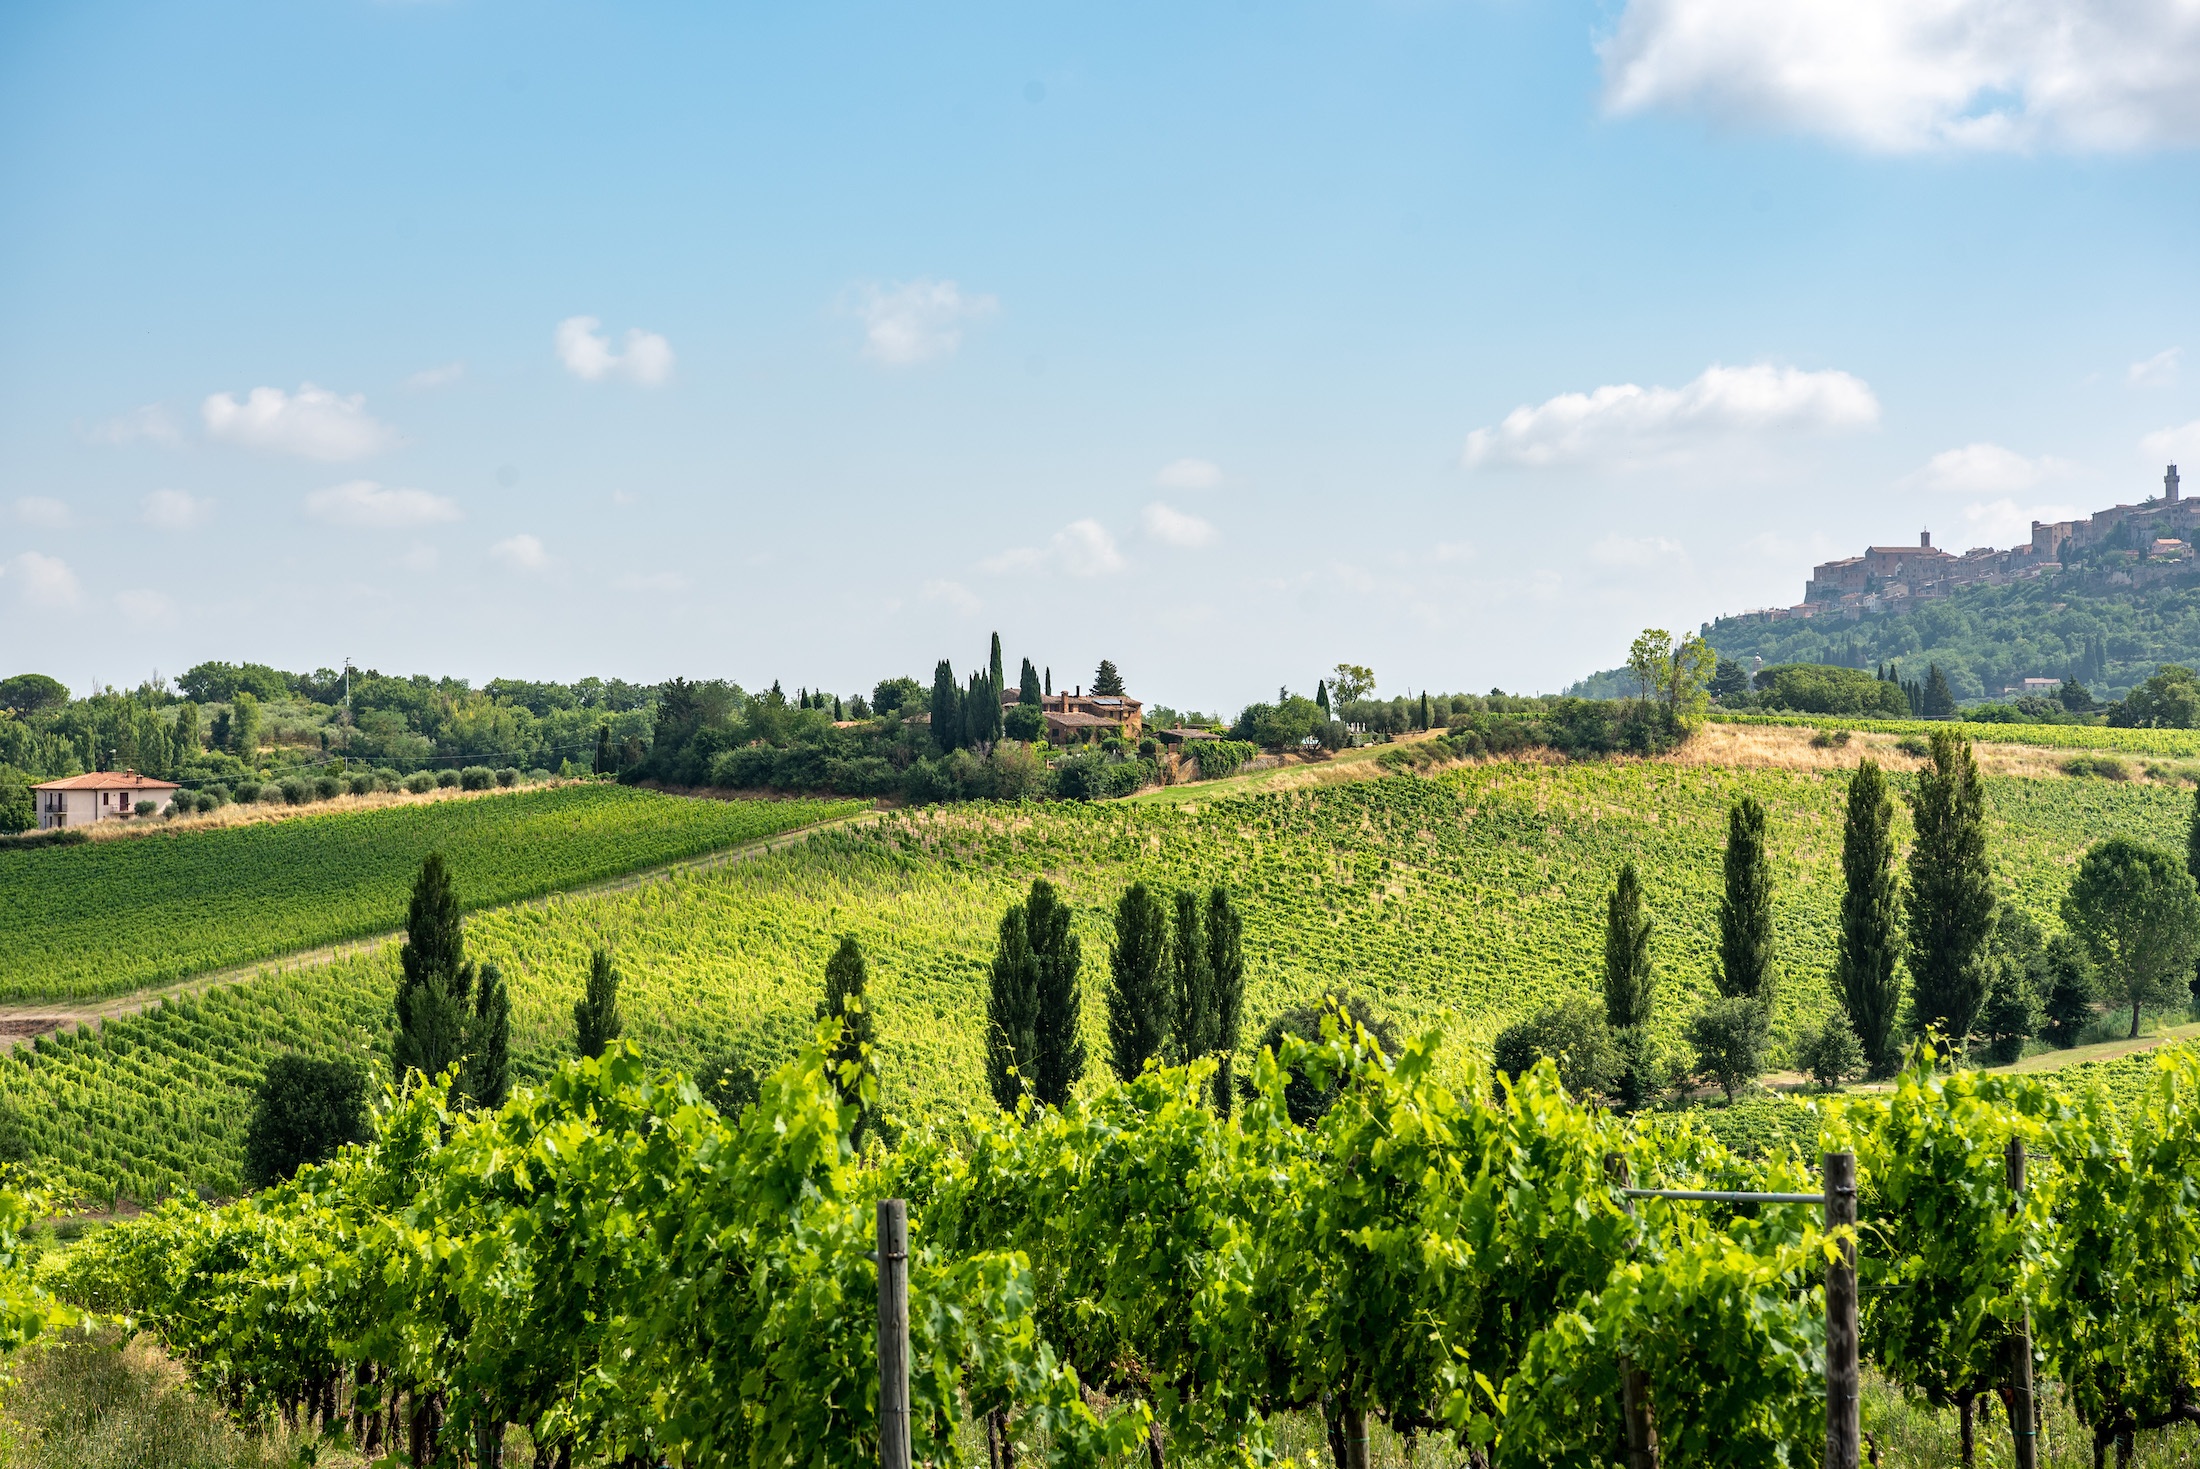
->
[1729,465,2192,625]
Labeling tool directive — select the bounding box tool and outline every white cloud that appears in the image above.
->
[140,489,213,529]
[1589,534,1686,567]
[490,533,551,570]
[116,588,176,625]
[1908,442,2077,495]
[1463,362,1879,469]
[305,480,461,529]
[1142,502,1217,548]
[1601,0,2200,153]
[14,497,71,529]
[4,551,81,609]
[922,578,982,615]
[1959,498,2082,545]
[1155,457,1225,490]
[2141,420,2200,464]
[2130,347,2184,387]
[983,518,1126,579]
[84,403,181,447]
[405,361,466,390]
[853,279,998,366]
[554,317,674,385]
[203,383,396,461]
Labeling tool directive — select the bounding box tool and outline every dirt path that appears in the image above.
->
[0,807,882,1050]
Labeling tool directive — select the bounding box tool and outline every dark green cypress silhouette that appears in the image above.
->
[1716,797,1775,1001]
[594,722,613,775]
[464,961,511,1110]
[1907,731,1995,1055]
[1106,882,1173,1081]
[1092,659,1125,696]
[1027,879,1085,1109]
[1205,886,1245,1114]
[986,903,1041,1111]
[574,947,624,1059]
[1922,664,1957,718]
[1837,759,1903,1077]
[1603,862,1655,1028]
[819,936,877,1140]
[1171,889,1215,1065]
[930,660,961,754]
[394,854,475,1085]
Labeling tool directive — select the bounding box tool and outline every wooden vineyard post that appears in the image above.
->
[1824,1152,1859,1469]
[1604,1153,1660,1469]
[879,1198,911,1469]
[2007,1139,2037,1469]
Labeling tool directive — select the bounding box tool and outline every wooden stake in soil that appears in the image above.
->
[1825,1152,1860,1469]
[879,1199,912,1469]
[2007,1138,2037,1469]
[1604,1153,1661,1469]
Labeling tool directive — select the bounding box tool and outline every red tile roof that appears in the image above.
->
[33,771,181,791]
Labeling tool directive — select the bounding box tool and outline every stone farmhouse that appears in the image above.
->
[1729,466,2192,624]
[1002,686,1145,744]
[35,770,181,829]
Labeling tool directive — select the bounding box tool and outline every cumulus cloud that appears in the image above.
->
[305,480,461,529]
[854,279,998,366]
[2130,347,2184,387]
[1600,0,2200,153]
[203,384,396,461]
[2142,419,2200,462]
[922,579,982,615]
[1155,457,1225,490]
[554,317,674,385]
[1142,502,1217,548]
[84,403,182,447]
[1462,362,1878,469]
[405,361,466,390]
[1908,442,2077,495]
[1589,534,1687,567]
[983,519,1125,579]
[141,489,213,529]
[4,551,81,609]
[14,497,71,529]
[490,533,551,570]
[116,589,176,625]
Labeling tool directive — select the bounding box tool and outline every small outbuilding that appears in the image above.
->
[34,770,181,829]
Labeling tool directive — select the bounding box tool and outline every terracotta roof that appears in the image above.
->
[1047,710,1121,728]
[33,770,181,791]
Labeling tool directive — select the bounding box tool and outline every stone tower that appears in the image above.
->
[2170,464,2183,504]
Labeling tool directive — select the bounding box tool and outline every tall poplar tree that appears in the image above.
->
[1603,862,1655,1029]
[1907,730,1995,1054]
[1837,759,1904,1077]
[1026,879,1086,1108]
[1171,889,1216,1064]
[574,948,623,1058]
[930,660,961,754]
[986,903,1041,1111]
[819,936,877,1140]
[464,962,511,1110]
[1205,886,1245,1114]
[394,853,474,1084]
[990,633,1005,704]
[1715,796,1775,1001]
[1106,882,1173,1081]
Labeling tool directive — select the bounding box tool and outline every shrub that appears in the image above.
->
[1251,995,1401,1126]
[528,768,554,783]
[259,783,288,804]
[233,780,262,803]
[133,800,157,817]
[1688,995,1771,1102]
[459,767,494,791]
[243,1054,369,1188]
[1895,735,1931,757]
[1753,664,1911,717]
[279,779,310,806]
[1809,729,1852,748]
[495,767,520,788]
[194,791,221,813]
[346,775,377,796]
[1003,704,1046,742]
[1193,739,1258,780]
[1794,1013,1864,1089]
[2061,754,2129,780]
[436,770,460,789]
[314,775,341,800]
[404,772,436,794]
[1491,997,1617,1099]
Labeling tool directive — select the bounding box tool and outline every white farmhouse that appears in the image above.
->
[35,770,182,829]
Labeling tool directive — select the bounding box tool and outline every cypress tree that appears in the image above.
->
[1907,731,1995,1054]
[1171,889,1215,1064]
[990,633,1005,705]
[594,722,613,775]
[1316,680,1330,717]
[1027,879,1086,1109]
[1092,659,1125,696]
[1045,666,1052,696]
[1837,759,1904,1077]
[574,948,624,1059]
[1603,862,1655,1029]
[1106,882,1173,1081]
[2189,782,2200,1003]
[394,854,475,1084]
[833,694,843,720]
[985,902,1041,1111]
[1715,797,1775,1001]
[464,961,511,1110]
[1922,664,1957,718]
[1419,690,1433,730]
[1205,886,1244,1114]
[1019,658,1043,709]
[965,671,991,748]
[930,660,961,754]
[819,936,877,1139]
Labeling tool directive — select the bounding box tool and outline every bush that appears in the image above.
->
[260,783,289,805]
[528,768,554,783]
[404,772,436,794]
[1490,997,1616,1099]
[279,779,310,806]
[243,1054,369,1188]
[133,800,156,817]
[1003,704,1046,742]
[2062,754,2129,780]
[1688,995,1771,1102]
[694,1051,762,1119]
[1252,995,1401,1126]
[1794,1013,1864,1089]
[495,767,520,788]
[346,775,377,797]
[314,775,341,800]
[1053,752,1153,802]
[1193,739,1259,780]
[459,767,495,791]
[194,791,221,813]
[1753,664,1911,717]
[435,770,460,789]
[233,780,262,803]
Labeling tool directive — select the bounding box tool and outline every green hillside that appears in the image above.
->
[8,756,2186,1200]
[0,785,865,1000]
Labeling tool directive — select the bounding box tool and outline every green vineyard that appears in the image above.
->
[7,759,2188,1200]
[0,785,866,1000]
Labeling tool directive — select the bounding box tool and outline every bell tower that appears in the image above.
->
[2169,464,2182,505]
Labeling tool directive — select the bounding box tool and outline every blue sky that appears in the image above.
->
[4,0,2198,712]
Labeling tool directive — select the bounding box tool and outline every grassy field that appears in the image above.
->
[8,753,2189,1200]
[0,784,866,1000]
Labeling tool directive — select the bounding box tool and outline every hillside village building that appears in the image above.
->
[34,770,180,829]
[1002,686,1146,744]
[1732,466,2191,623]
